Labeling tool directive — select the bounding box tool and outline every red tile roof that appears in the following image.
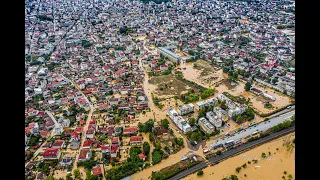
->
[92,165,102,175]
[111,145,118,154]
[123,126,138,133]
[130,136,143,142]
[83,140,94,147]
[101,144,110,151]
[52,140,64,147]
[42,148,59,157]
[79,149,90,160]
[138,153,147,160]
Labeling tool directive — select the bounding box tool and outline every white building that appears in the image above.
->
[178,104,194,115]
[157,47,181,64]
[206,111,222,128]
[167,108,192,133]
[34,88,43,95]
[195,97,218,110]
[213,107,229,121]
[263,93,276,101]
[198,117,215,134]
[228,107,241,118]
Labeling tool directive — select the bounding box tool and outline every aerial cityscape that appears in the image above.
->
[25,0,295,180]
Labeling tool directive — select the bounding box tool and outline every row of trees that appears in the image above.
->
[271,120,293,132]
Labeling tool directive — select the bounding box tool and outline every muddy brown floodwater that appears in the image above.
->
[184,133,295,180]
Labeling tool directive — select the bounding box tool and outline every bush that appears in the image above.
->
[236,167,242,173]
[197,170,204,176]
[242,163,247,168]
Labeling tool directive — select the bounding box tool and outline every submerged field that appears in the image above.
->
[185,133,295,180]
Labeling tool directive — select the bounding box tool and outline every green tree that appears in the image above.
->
[230,175,239,180]
[143,142,151,155]
[197,170,204,176]
[42,163,50,174]
[149,134,154,142]
[175,137,184,146]
[245,82,252,91]
[189,118,196,126]
[66,173,73,180]
[161,118,169,129]
[242,163,247,168]
[236,167,242,173]
[73,168,80,179]
[164,146,170,154]
[283,90,287,95]
[47,176,55,180]
[236,114,242,123]
[220,100,228,110]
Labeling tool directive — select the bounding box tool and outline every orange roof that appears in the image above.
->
[92,166,102,175]
[25,127,31,134]
[138,153,147,160]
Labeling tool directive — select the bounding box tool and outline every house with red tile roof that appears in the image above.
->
[110,144,119,158]
[71,132,80,141]
[78,149,91,162]
[83,140,94,149]
[52,140,65,149]
[112,137,120,145]
[130,136,143,145]
[101,144,110,154]
[138,153,147,161]
[42,148,61,160]
[86,129,95,139]
[92,165,102,176]
[40,130,50,139]
[74,127,83,134]
[123,126,138,136]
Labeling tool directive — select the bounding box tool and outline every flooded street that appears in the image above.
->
[185,133,295,180]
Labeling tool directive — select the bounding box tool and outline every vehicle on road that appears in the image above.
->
[252,131,259,136]
[248,122,256,127]
[287,106,292,109]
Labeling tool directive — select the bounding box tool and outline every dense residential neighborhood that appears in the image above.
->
[25,0,295,179]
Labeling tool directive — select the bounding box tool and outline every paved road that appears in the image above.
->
[167,125,295,180]
[167,162,208,180]
[210,110,294,148]
[210,108,295,142]
[266,105,295,119]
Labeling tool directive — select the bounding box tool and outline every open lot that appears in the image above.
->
[179,60,223,88]
[149,74,202,97]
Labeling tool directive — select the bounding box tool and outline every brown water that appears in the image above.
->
[184,133,295,180]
